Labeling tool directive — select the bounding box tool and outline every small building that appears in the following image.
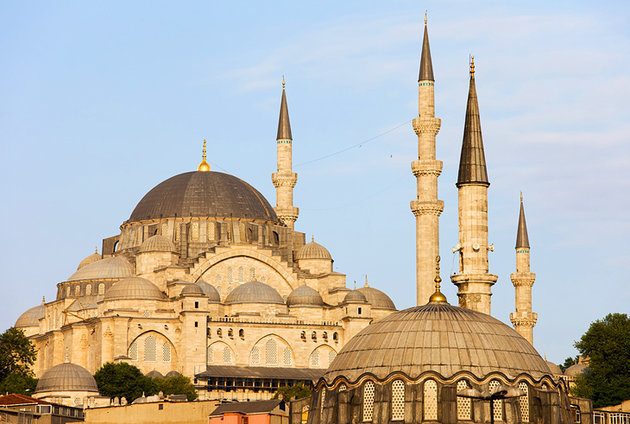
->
[84,399,221,424]
[0,393,84,423]
[593,399,630,424]
[209,399,288,424]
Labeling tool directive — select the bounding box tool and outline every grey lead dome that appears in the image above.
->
[15,304,45,328]
[225,281,284,305]
[287,285,324,307]
[104,277,165,301]
[67,256,133,282]
[35,362,99,393]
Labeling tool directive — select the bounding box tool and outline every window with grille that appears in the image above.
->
[310,350,320,367]
[424,379,438,420]
[457,380,472,420]
[238,267,244,282]
[251,347,260,365]
[128,340,138,361]
[162,342,171,362]
[227,268,233,282]
[518,382,529,422]
[391,379,405,421]
[328,350,336,366]
[266,339,278,365]
[98,284,105,294]
[339,384,347,391]
[489,380,503,421]
[207,345,214,364]
[144,336,156,361]
[363,381,375,422]
[75,285,81,296]
[85,284,92,296]
[283,347,292,366]
[223,346,232,364]
[250,268,255,280]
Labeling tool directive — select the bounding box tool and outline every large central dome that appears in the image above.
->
[128,171,280,224]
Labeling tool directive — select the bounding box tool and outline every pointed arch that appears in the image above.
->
[207,341,236,365]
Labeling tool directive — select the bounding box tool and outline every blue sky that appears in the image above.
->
[1,1,628,365]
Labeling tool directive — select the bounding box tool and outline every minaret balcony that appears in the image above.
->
[412,117,441,135]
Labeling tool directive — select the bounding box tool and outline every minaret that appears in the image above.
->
[450,58,498,315]
[510,194,537,344]
[411,14,444,305]
[271,77,299,229]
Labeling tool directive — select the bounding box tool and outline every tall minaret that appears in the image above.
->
[271,77,299,229]
[451,58,498,315]
[411,15,444,305]
[510,194,537,344]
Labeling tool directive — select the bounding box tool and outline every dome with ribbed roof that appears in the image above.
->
[565,363,588,377]
[139,235,176,253]
[546,360,563,376]
[35,362,99,394]
[15,304,45,328]
[225,281,284,305]
[343,290,367,304]
[128,171,280,224]
[195,281,221,302]
[104,277,165,301]
[180,283,205,296]
[324,301,552,384]
[287,285,324,307]
[67,256,133,282]
[77,251,101,270]
[296,238,332,260]
[358,286,396,310]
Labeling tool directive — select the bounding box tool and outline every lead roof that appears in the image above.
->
[516,198,530,248]
[418,23,434,82]
[276,87,292,140]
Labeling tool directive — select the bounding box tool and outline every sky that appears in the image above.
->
[1,1,628,366]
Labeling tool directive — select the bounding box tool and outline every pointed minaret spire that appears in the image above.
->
[511,194,537,344]
[272,77,299,229]
[451,59,498,315]
[418,13,434,82]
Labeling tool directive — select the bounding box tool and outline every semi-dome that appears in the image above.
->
[225,281,284,305]
[77,251,102,270]
[324,301,552,384]
[180,283,205,296]
[67,256,133,282]
[128,171,280,224]
[343,290,367,303]
[195,281,221,302]
[565,363,588,377]
[358,286,396,310]
[104,277,165,301]
[139,235,176,253]
[35,362,99,393]
[15,304,45,328]
[296,238,332,260]
[287,285,324,307]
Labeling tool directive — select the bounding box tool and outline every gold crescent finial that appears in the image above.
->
[198,139,211,172]
[94,246,98,254]
[425,11,427,25]
[429,255,447,303]
[520,191,523,203]
[470,55,475,76]
[282,75,286,89]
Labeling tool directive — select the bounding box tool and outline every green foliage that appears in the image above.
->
[572,313,630,408]
[273,383,312,402]
[152,375,198,401]
[93,362,157,402]
[0,328,37,382]
[0,372,38,395]
[559,356,577,373]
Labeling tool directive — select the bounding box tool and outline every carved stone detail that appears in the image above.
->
[411,160,443,177]
[412,117,441,135]
[410,200,444,216]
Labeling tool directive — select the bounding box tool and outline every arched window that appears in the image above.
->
[265,339,278,365]
[457,380,472,420]
[391,379,405,421]
[249,268,255,280]
[227,267,233,283]
[424,379,438,420]
[85,284,92,296]
[339,384,347,391]
[66,286,71,297]
[519,382,529,422]
[128,340,138,361]
[310,350,320,367]
[98,284,105,295]
[223,346,232,364]
[144,336,156,361]
[489,380,503,421]
[162,342,171,362]
[250,346,260,365]
[283,347,292,366]
[273,231,279,245]
[363,380,375,422]
[328,350,337,366]
[207,345,214,364]
[239,329,244,339]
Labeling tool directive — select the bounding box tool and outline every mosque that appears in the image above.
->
[13,15,591,422]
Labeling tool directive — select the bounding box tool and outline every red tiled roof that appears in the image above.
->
[0,394,55,406]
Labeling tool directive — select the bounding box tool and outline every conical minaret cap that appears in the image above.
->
[418,18,435,82]
[276,78,293,140]
[457,58,489,187]
[516,194,530,248]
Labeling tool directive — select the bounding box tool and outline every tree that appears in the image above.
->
[0,372,38,395]
[94,362,157,402]
[572,313,630,408]
[0,328,37,382]
[559,356,577,373]
[152,375,198,401]
[273,383,312,402]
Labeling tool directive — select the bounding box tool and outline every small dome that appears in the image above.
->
[565,363,588,377]
[358,286,396,310]
[35,362,99,393]
[225,281,284,305]
[287,285,324,307]
[195,281,221,303]
[343,290,367,303]
[165,371,181,378]
[546,361,563,376]
[180,284,205,297]
[146,370,164,379]
[77,251,101,270]
[15,304,45,328]
[67,256,133,282]
[139,235,176,253]
[104,277,165,301]
[295,238,332,260]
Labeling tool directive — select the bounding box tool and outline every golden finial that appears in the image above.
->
[365,275,369,288]
[42,296,45,305]
[311,235,314,242]
[353,281,356,290]
[94,246,98,254]
[429,255,447,303]
[282,75,286,90]
[520,191,523,203]
[470,56,475,77]
[425,11,427,25]
[198,139,211,172]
